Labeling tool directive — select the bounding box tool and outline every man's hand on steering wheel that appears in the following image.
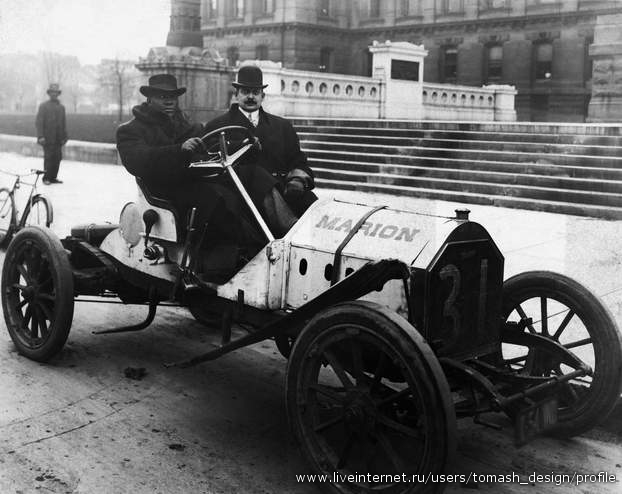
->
[181,137,206,153]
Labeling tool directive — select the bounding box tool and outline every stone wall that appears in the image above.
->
[588,13,622,122]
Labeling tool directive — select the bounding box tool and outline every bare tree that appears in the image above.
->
[98,58,139,122]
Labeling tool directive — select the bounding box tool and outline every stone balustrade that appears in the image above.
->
[422,83,517,121]
[258,62,383,119]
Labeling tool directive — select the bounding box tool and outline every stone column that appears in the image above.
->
[136,47,233,123]
[587,14,622,122]
[368,41,428,119]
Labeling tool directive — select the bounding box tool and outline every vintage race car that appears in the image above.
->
[2,125,621,494]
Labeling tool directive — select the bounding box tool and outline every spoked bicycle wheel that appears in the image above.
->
[20,195,53,229]
[0,187,16,247]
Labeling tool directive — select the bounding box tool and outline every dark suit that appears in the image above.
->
[204,104,317,216]
[36,99,67,181]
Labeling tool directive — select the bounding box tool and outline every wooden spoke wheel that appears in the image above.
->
[286,301,455,494]
[502,271,622,437]
[1,227,74,361]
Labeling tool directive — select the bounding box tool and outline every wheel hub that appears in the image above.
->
[344,391,376,433]
[21,286,36,301]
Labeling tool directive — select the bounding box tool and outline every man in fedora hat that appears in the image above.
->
[204,64,317,217]
[36,83,68,185]
[117,73,266,265]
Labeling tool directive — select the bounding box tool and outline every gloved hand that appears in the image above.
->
[37,137,46,146]
[284,177,306,199]
[181,137,205,153]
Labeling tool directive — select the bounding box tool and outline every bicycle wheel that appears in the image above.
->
[21,195,52,229]
[0,187,16,246]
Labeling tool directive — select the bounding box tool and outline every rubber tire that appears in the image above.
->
[20,195,53,228]
[0,187,16,247]
[286,301,456,494]
[2,226,74,362]
[502,271,622,438]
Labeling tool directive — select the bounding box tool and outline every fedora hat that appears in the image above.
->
[47,83,61,95]
[232,65,268,89]
[140,74,186,97]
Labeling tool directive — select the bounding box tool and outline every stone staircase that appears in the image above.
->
[291,120,622,220]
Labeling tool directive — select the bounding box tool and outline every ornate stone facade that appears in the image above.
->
[166,0,622,121]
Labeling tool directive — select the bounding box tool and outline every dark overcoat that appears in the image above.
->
[203,104,316,215]
[116,102,201,195]
[203,104,314,183]
[35,100,67,145]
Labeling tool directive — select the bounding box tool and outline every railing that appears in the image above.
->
[258,61,515,121]
[422,83,516,121]
[260,63,383,119]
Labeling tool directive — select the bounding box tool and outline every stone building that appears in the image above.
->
[166,0,621,121]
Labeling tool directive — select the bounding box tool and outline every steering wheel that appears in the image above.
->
[188,125,258,173]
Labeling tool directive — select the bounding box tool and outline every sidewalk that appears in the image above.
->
[0,151,620,326]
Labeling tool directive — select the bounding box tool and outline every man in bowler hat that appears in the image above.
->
[116,73,266,266]
[36,83,68,185]
[204,64,317,217]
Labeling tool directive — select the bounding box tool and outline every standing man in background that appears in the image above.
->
[36,83,68,185]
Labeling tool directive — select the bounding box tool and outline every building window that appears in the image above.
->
[400,0,421,16]
[319,0,330,17]
[319,47,334,72]
[440,0,464,14]
[261,0,274,14]
[255,44,268,60]
[364,49,373,77]
[486,45,503,82]
[482,0,507,8]
[231,0,244,18]
[205,0,217,19]
[369,0,381,18]
[441,47,458,83]
[584,35,593,83]
[227,46,239,65]
[534,42,553,80]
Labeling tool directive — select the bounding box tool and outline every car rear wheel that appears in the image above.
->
[286,301,455,494]
[1,227,74,361]
[501,271,622,438]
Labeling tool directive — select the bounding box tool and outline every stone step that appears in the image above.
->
[309,158,622,194]
[314,168,622,207]
[305,149,622,180]
[302,140,622,167]
[293,118,622,135]
[296,125,622,146]
[315,178,622,220]
[298,132,622,157]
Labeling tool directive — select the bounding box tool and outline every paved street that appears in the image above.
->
[0,152,620,494]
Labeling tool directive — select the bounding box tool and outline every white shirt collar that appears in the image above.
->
[239,107,259,126]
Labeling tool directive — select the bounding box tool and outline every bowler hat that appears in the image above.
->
[47,83,61,95]
[232,65,268,89]
[140,74,186,97]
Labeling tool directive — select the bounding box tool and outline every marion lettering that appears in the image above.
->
[315,215,419,242]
